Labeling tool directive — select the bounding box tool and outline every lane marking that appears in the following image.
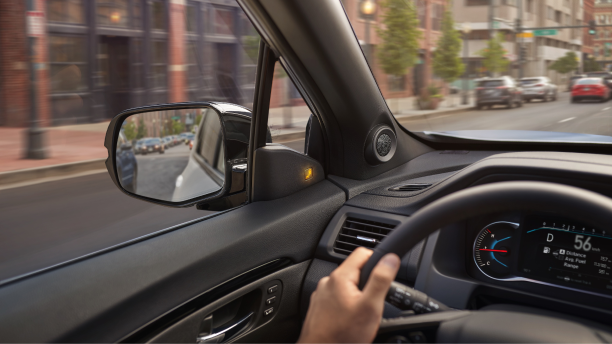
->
[558,117,575,123]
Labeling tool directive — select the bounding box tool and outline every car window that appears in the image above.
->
[267,62,312,153]
[577,79,601,85]
[0,0,261,282]
[478,80,504,87]
[521,79,541,85]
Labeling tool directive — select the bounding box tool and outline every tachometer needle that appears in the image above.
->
[479,249,508,253]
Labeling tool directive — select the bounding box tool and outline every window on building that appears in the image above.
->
[97,0,129,27]
[152,0,166,30]
[432,3,443,31]
[214,7,235,35]
[564,0,570,7]
[502,0,516,6]
[49,36,88,93]
[152,41,167,88]
[133,39,144,89]
[133,0,143,28]
[47,0,84,24]
[388,75,406,92]
[416,0,426,29]
[555,10,562,23]
[186,3,196,32]
[547,7,554,21]
[466,0,489,5]
[186,42,199,89]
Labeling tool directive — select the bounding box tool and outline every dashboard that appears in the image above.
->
[310,151,612,326]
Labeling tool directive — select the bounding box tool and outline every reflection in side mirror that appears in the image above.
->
[105,102,253,207]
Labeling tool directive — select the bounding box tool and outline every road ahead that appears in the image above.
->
[1,92,610,282]
[399,92,612,136]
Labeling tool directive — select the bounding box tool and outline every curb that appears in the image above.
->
[272,131,306,142]
[0,158,107,187]
[395,107,475,122]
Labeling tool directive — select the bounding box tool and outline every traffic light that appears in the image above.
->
[589,20,597,35]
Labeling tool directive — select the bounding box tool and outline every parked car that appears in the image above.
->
[133,139,147,155]
[568,74,587,91]
[116,131,137,193]
[571,77,610,103]
[141,137,165,154]
[519,77,557,102]
[475,76,523,110]
[184,133,195,145]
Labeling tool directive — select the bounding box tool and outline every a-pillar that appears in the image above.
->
[168,0,186,103]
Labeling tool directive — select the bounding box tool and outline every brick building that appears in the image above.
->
[593,0,612,68]
[0,0,258,128]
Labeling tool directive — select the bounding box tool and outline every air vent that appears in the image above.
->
[389,183,432,192]
[332,217,397,255]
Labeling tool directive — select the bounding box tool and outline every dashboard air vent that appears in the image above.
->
[389,183,432,192]
[332,217,397,255]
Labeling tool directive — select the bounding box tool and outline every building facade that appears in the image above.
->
[454,0,583,83]
[593,0,612,68]
[583,0,595,62]
[0,0,259,127]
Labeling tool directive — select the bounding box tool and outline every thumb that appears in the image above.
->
[362,253,400,301]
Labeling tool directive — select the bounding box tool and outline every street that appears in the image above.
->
[398,92,612,136]
[0,93,610,282]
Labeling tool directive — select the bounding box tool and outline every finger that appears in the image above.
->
[362,253,400,301]
[333,247,373,283]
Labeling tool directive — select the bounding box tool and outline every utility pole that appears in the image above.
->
[24,0,47,159]
[517,0,524,79]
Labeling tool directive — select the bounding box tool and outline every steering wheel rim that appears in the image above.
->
[359,181,612,289]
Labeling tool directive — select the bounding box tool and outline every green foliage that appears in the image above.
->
[172,120,185,135]
[549,51,579,75]
[583,57,601,73]
[136,117,147,139]
[376,0,421,77]
[195,114,203,126]
[244,34,260,62]
[477,32,509,74]
[123,121,137,141]
[433,10,465,83]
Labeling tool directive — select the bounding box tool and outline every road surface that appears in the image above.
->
[1,92,609,282]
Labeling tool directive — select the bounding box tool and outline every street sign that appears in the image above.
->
[26,11,45,37]
[534,29,557,36]
[517,32,534,38]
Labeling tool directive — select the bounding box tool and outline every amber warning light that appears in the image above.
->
[304,167,313,180]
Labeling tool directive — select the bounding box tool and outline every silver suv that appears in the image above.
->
[475,76,524,110]
[519,77,558,103]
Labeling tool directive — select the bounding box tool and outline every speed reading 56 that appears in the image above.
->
[575,235,592,252]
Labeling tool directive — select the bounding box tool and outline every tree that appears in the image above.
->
[376,0,421,110]
[583,57,601,73]
[432,9,464,105]
[123,121,137,141]
[136,117,147,139]
[477,32,509,76]
[172,120,185,135]
[549,51,579,75]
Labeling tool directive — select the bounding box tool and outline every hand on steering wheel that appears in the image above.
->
[297,248,400,344]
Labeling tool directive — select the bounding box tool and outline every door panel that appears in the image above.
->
[0,180,345,342]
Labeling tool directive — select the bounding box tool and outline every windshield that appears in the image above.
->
[345,0,609,141]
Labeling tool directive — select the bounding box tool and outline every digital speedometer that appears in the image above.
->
[474,222,519,279]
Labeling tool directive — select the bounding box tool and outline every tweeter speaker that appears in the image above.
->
[364,125,397,165]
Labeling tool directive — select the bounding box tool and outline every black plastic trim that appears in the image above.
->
[120,258,292,343]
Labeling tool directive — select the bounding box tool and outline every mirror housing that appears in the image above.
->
[104,102,252,209]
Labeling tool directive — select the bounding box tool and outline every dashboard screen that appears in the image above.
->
[519,216,612,292]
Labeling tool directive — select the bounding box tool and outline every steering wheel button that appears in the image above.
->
[408,332,427,343]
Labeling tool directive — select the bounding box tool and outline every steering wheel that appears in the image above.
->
[358,181,612,343]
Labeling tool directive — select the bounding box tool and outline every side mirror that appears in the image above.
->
[104,102,252,209]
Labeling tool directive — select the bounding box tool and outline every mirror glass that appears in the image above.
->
[116,107,225,203]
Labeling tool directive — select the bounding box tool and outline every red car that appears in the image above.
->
[571,78,610,103]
